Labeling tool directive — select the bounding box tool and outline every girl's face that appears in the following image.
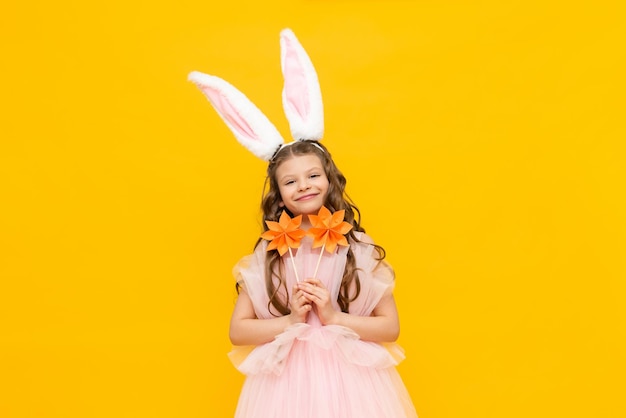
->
[275,154,329,216]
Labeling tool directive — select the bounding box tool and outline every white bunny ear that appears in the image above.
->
[188,71,285,161]
[280,29,324,141]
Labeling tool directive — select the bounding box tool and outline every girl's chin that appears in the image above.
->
[288,203,323,216]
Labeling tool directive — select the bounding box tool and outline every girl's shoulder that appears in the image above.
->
[351,231,395,285]
[233,240,267,276]
[352,230,375,245]
[350,231,384,264]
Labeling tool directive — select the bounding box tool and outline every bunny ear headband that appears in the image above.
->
[188,28,324,161]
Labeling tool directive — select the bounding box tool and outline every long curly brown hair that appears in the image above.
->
[245,140,386,316]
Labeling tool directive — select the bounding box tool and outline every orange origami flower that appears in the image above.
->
[307,206,353,253]
[260,211,306,256]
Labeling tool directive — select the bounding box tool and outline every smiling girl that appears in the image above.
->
[189,29,417,418]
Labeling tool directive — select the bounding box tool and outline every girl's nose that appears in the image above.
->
[298,180,310,191]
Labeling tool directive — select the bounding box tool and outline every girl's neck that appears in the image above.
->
[299,215,312,230]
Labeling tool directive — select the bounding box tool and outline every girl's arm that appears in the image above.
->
[229,285,311,346]
[297,279,400,342]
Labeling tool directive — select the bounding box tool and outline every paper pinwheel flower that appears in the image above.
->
[260,211,306,256]
[307,206,353,254]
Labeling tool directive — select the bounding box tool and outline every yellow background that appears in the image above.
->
[2,1,625,417]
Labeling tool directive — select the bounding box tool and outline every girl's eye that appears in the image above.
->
[284,180,295,185]
[310,174,320,179]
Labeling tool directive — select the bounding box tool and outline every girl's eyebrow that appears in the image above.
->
[278,173,295,183]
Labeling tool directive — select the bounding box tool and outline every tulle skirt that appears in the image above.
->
[232,324,418,418]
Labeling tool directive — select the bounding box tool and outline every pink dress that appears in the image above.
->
[230,232,418,417]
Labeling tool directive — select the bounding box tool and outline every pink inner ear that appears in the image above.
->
[201,86,260,141]
[283,37,310,120]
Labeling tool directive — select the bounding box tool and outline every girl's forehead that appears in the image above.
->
[280,153,323,166]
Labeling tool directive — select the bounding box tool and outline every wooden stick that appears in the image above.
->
[312,243,325,279]
[288,247,301,283]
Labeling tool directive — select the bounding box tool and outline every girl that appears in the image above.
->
[189,29,417,418]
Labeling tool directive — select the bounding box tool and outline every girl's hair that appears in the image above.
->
[245,140,386,315]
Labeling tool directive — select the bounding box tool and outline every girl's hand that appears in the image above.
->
[288,284,311,324]
[298,278,337,325]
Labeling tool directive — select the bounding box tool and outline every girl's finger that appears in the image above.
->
[300,278,314,286]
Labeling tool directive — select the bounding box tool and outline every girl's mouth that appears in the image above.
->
[297,193,317,201]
